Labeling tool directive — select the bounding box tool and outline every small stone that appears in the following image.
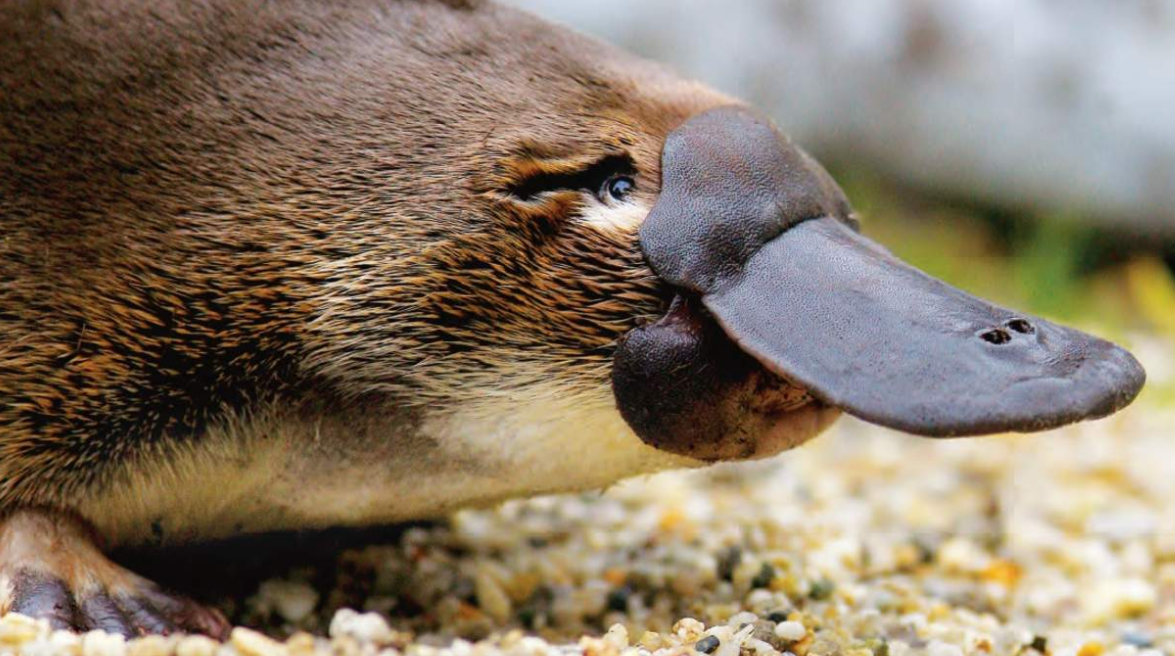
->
[639,631,663,650]
[0,613,48,645]
[808,579,835,601]
[174,635,218,656]
[750,564,775,590]
[715,625,754,656]
[329,609,397,644]
[926,641,963,656]
[748,620,780,649]
[1122,632,1154,648]
[577,635,612,656]
[717,547,743,582]
[1030,636,1048,653]
[675,618,706,642]
[49,630,83,654]
[475,566,513,623]
[936,538,988,574]
[745,589,776,610]
[766,610,791,624]
[774,621,807,642]
[127,635,173,656]
[605,586,631,613]
[603,624,628,650]
[284,632,317,656]
[727,611,758,628]
[230,627,286,656]
[745,638,777,656]
[1083,580,1156,623]
[82,631,128,656]
[254,581,319,623]
[695,635,721,654]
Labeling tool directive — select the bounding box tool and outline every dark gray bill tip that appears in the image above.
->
[701,217,1146,437]
[635,105,1146,437]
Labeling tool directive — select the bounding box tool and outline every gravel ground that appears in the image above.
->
[3,339,1172,656]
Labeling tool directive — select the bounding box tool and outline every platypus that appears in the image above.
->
[0,0,1144,638]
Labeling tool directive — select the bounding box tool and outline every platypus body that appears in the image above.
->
[0,0,1144,637]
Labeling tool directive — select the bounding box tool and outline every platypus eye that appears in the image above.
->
[601,175,635,204]
[506,153,635,203]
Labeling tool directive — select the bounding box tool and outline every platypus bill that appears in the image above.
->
[0,0,1143,637]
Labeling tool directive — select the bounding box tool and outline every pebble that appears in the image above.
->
[1083,579,1157,623]
[926,641,964,656]
[328,609,398,644]
[808,579,835,601]
[49,631,83,654]
[716,547,742,582]
[175,635,218,656]
[82,631,127,656]
[127,635,173,656]
[674,618,706,642]
[284,632,317,656]
[727,611,758,628]
[750,564,775,590]
[6,404,1175,656]
[773,622,807,642]
[253,581,320,623]
[0,613,47,645]
[1120,632,1154,648]
[605,586,631,613]
[694,635,720,654]
[475,565,514,624]
[603,624,628,650]
[231,628,287,656]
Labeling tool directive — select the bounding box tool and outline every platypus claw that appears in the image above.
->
[6,569,228,638]
[0,510,229,638]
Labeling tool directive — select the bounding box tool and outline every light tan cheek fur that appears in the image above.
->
[579,198,650,234]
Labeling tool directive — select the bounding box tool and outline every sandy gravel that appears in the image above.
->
[2,339,1172,656]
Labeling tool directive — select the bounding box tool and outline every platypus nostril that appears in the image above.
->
[1006,318,1035,334]
[980,328,1012,345]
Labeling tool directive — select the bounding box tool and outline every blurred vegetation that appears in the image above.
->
[835,167,1175,406]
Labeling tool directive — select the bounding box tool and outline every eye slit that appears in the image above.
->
[506,153,635,202]
[600,175,635,204]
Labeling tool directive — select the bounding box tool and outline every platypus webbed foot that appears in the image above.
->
[0,510,228,638]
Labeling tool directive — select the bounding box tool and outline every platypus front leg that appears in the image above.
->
[0,509,228,638]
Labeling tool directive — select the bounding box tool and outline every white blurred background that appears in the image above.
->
[506,0,1175,238]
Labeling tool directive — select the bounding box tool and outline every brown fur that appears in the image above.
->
[0,0,729,509]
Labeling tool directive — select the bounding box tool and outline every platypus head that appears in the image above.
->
[244,2,1142,473]
[612,106,1147,458]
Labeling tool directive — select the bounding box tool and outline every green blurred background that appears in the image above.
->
[838,168,1175,404]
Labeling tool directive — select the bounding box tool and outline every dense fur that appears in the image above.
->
[0,0,727,510]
